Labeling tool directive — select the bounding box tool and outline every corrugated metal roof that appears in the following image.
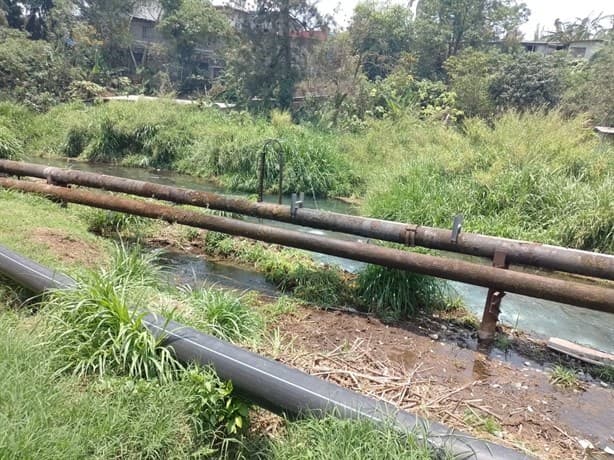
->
[133,3,162,22]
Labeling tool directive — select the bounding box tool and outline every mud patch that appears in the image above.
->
[31,228,104,268]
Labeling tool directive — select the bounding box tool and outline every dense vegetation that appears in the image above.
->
[2,99,612,253]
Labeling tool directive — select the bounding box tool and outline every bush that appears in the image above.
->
[0,26,79,110]
[489,52,566,111]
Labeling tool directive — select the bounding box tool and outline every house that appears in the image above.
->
[520,39,605,59]
[567,39,605,59]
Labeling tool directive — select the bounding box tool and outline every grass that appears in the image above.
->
[494,334,513,352]
[3,100,613,251]
[175,285,264,343]
[0,188,110,275]
[267,416,447,460]
[85,208,151,238]
[42,245,180,382]
[0,312,242,459]
[591,365,614,384]
[463,409,503,437]
[356,264,455,321]
[549,365,579,389]
[6,100,360,197]
[358,111,614,253]
[204,231,355,307]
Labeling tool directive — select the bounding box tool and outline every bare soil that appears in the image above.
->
[264,306,613,460]
[31,227,104,268]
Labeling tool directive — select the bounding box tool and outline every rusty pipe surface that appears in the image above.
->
[2,177,612,314]
[1,159,611,280]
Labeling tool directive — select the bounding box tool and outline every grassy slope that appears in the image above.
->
[3,100,611,252]
[0,191,441,460]
[345,112,613,252]
[0,313,204,460]
[0,189,109,275]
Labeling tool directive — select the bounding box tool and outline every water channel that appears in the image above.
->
[28,156,614,354]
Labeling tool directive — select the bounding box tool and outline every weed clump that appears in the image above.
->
[549,365,579,389]
[0,124,22,159]
[356,264,453,320]
[44,246,178,381]
[177,286,263,343]
[39,244,252,456]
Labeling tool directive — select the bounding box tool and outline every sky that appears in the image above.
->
[319,0,614,37]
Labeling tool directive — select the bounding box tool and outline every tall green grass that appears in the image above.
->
[356,112,613,252]
[177,285,263,343]
[22,101,360,197]
[0,312,251,459]
[43,245,179,382]
[356,264,454,321]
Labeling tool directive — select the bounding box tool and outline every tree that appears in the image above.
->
[225,0,328,109]
[0,0,25,29]
[489,51,564,111]
[444,48,502,117]
[298,32,364,124]
[544,15,614,45]
[348,2,413,80]
[562,44,614,125]
[159,0,235,93]
[414,0,529,78]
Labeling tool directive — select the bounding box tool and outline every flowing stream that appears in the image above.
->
[28,157,614,354]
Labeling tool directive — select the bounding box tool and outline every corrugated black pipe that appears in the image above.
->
[0,244,531,459]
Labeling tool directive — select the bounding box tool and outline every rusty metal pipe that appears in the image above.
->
[1,177,612,314]
[0,159,611,280]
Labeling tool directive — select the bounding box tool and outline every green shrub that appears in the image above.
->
[356,264,452,320]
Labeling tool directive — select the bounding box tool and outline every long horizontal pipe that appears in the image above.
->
[0,244,530,459]
[1,177,612,314]
[1,159,611,280]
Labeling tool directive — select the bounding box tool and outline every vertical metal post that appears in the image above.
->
[478,251,508,343]
[257,148,266,203]
[278,149,284,205]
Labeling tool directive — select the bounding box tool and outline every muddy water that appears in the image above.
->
[29,157,614,353]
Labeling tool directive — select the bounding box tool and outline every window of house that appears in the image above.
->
[570,47,586,58]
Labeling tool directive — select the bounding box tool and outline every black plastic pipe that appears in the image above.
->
[1,178,612,314]
[0,244,532,459]
[1,159,611,280]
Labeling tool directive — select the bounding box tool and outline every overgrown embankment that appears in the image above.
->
[0,101,360,197]
[2,100,612,252]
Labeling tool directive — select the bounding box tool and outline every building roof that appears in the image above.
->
[133,3,162,22]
